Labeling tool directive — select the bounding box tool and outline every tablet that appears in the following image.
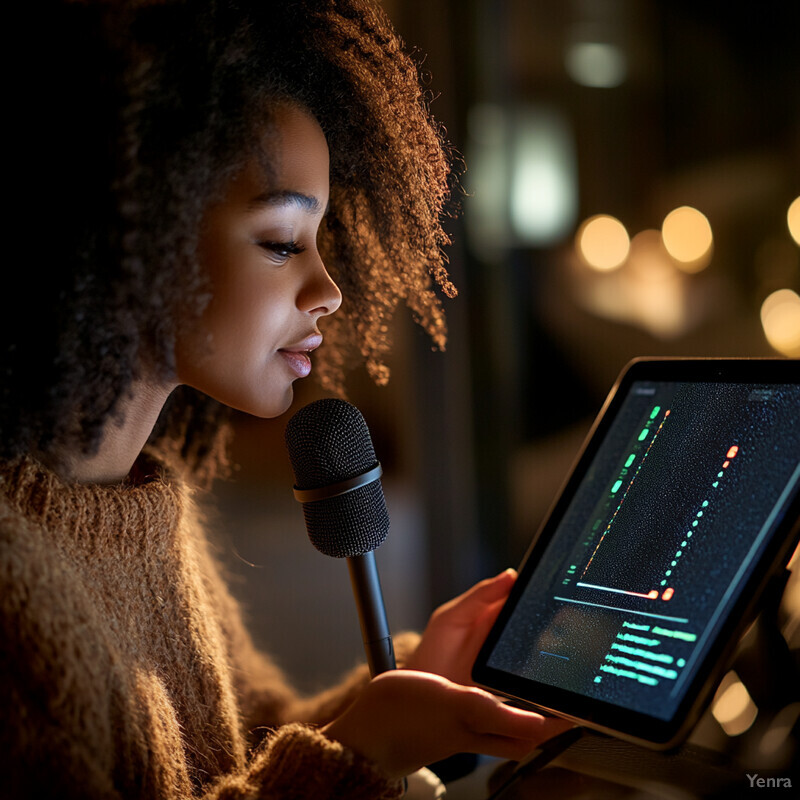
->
[472,358,800,749]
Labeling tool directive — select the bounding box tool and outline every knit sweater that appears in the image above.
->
[0,454,414,799]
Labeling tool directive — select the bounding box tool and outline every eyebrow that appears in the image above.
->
[248,189,324,215]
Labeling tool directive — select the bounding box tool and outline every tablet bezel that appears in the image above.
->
[472,357,800,749]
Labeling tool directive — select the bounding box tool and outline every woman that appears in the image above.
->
[0,1,570,797]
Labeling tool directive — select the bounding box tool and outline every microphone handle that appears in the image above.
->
[347,551,396,676]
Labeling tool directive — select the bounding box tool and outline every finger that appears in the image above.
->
[462,595,514,651]
[459,687,537,729]
[467,569,518,603]
[475,596,510,627]
[457,698,576,764]
[440,569,518,619]
[459,688,573,743]
[459,598,507,656]
[484,708,576,743]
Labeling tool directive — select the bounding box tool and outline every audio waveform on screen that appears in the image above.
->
[592,618,695,690]
[576,582,659,599]
[658,444,740,591]
[581,407,671,580]
[576,440,741,606]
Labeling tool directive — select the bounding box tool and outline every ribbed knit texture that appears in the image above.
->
[0,454,413,800]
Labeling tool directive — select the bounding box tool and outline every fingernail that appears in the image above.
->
[502,568,518,578]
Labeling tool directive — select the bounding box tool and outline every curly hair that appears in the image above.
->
[1,0,458,474]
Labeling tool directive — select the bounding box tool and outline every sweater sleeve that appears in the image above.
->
[205,724,404,800]
[5,659,404,800]
[0,509,407,800]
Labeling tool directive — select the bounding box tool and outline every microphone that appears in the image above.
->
[285,398,396,676]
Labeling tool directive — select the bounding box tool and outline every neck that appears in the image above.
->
[47,378,177,485]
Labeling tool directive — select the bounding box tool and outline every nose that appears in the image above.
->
[297,252,342,317]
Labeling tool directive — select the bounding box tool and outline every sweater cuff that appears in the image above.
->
[393,630,422,668]
[252,722,404,800]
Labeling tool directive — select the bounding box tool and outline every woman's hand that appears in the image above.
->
[323,572,575,780]
[322,670,573,781]
[406,569,518,687]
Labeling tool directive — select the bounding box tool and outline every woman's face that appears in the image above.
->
[176,104,341,418]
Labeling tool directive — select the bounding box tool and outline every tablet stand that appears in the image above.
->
[481,566,798,799]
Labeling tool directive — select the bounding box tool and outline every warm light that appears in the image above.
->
[761,289,800,357]
[576,215,630,271]
[662,206,713,271]
[625,230,687,338]
[565,42,627,88]
[629,230,673,279]
[712,671,758,736]
[572,227,689,338]
[789,196,800,246]
[759,703,800,757]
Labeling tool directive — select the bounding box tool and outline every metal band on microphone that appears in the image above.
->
[292,463,382,504]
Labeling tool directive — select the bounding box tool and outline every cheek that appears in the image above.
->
[175,264,266,379]
[201,242,287,346]
[205,281,271,345]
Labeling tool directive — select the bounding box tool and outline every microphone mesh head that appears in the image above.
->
[285,398,389,558]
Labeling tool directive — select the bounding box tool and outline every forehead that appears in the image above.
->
[259,104,330,194]
[211,104,330,214]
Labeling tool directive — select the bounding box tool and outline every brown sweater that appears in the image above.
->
[0,454,413,799]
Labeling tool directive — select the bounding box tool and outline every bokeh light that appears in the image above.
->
[565,42,627,88]
[509,107,578,246]
[788,196,800,246]
[760,289,800,357]
[759,703,800,759]
[712,671,758,737]
[576,214,630,271]
[626,229,687,338]
[661,206,713,272]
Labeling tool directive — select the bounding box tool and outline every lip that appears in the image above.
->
[278,333,323,379]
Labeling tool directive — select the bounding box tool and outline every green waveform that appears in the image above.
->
[600,664,659,686]
[652,626,697,642]
[617,633,661,647]
[606,654,677,680]
[611,642,674,664]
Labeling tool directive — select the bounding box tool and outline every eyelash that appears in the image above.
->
[257,240,306,262]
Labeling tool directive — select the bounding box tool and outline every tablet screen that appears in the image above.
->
[474,360,800,746]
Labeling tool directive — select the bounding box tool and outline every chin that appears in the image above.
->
[247,384,295,420]
[200,376,297,420]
